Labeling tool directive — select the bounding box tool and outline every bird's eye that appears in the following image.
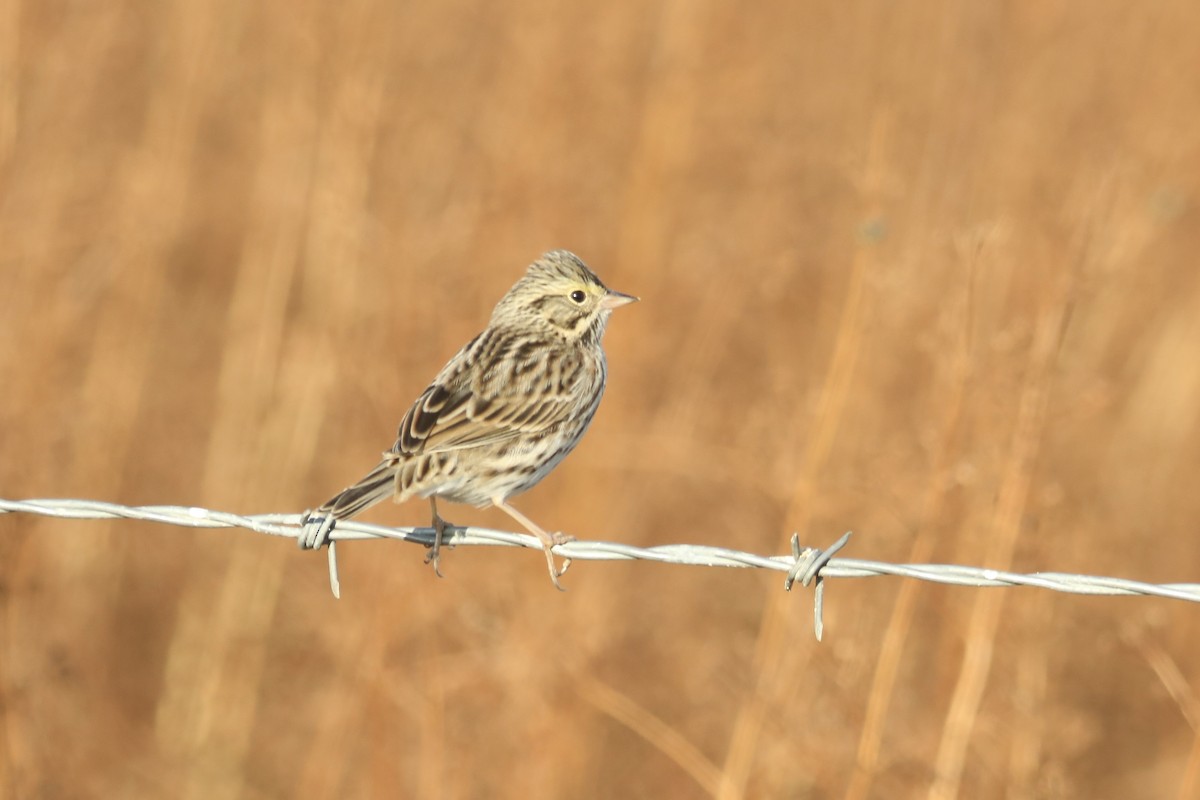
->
[570,290,586,304]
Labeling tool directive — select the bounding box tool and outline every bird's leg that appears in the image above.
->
[491,497,573,591]
[424,496,454,578]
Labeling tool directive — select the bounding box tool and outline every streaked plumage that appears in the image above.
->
[299,250,636,589]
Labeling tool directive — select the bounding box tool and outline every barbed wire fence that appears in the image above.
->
[4,497,1199,640]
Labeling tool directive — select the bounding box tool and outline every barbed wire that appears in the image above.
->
[4,497,1199,641]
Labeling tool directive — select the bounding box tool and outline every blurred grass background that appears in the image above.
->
[2,0,1200,797]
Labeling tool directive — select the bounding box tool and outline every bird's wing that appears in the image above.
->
[392,330,597,457]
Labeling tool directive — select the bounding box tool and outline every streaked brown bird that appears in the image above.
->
[299,250,637,589]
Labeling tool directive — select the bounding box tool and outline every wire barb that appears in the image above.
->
[5,497,1200,639]
[327,541,341,599]
[785,531,853,641]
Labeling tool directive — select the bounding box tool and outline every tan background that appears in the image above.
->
[3,1,1200,797]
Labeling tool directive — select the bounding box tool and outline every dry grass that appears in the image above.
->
[2,1,1200,797]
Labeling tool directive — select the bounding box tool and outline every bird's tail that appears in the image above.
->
[299,459,396,549]
[316,459,397,520]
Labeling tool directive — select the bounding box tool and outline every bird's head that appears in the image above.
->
[492,250,637,343]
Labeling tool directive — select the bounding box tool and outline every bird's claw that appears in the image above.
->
[543,532,574,591]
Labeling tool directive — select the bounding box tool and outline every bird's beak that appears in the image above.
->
[600,289,639,310]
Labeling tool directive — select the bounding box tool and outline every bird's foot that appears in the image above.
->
[423,513,457,578]
[537,531,574,591]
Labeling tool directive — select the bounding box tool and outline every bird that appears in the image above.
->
[299,250,637,590]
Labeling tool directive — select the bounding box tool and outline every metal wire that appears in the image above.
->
[4,497,1199,641]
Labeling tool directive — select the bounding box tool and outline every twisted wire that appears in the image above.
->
[4,498,1198,640]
